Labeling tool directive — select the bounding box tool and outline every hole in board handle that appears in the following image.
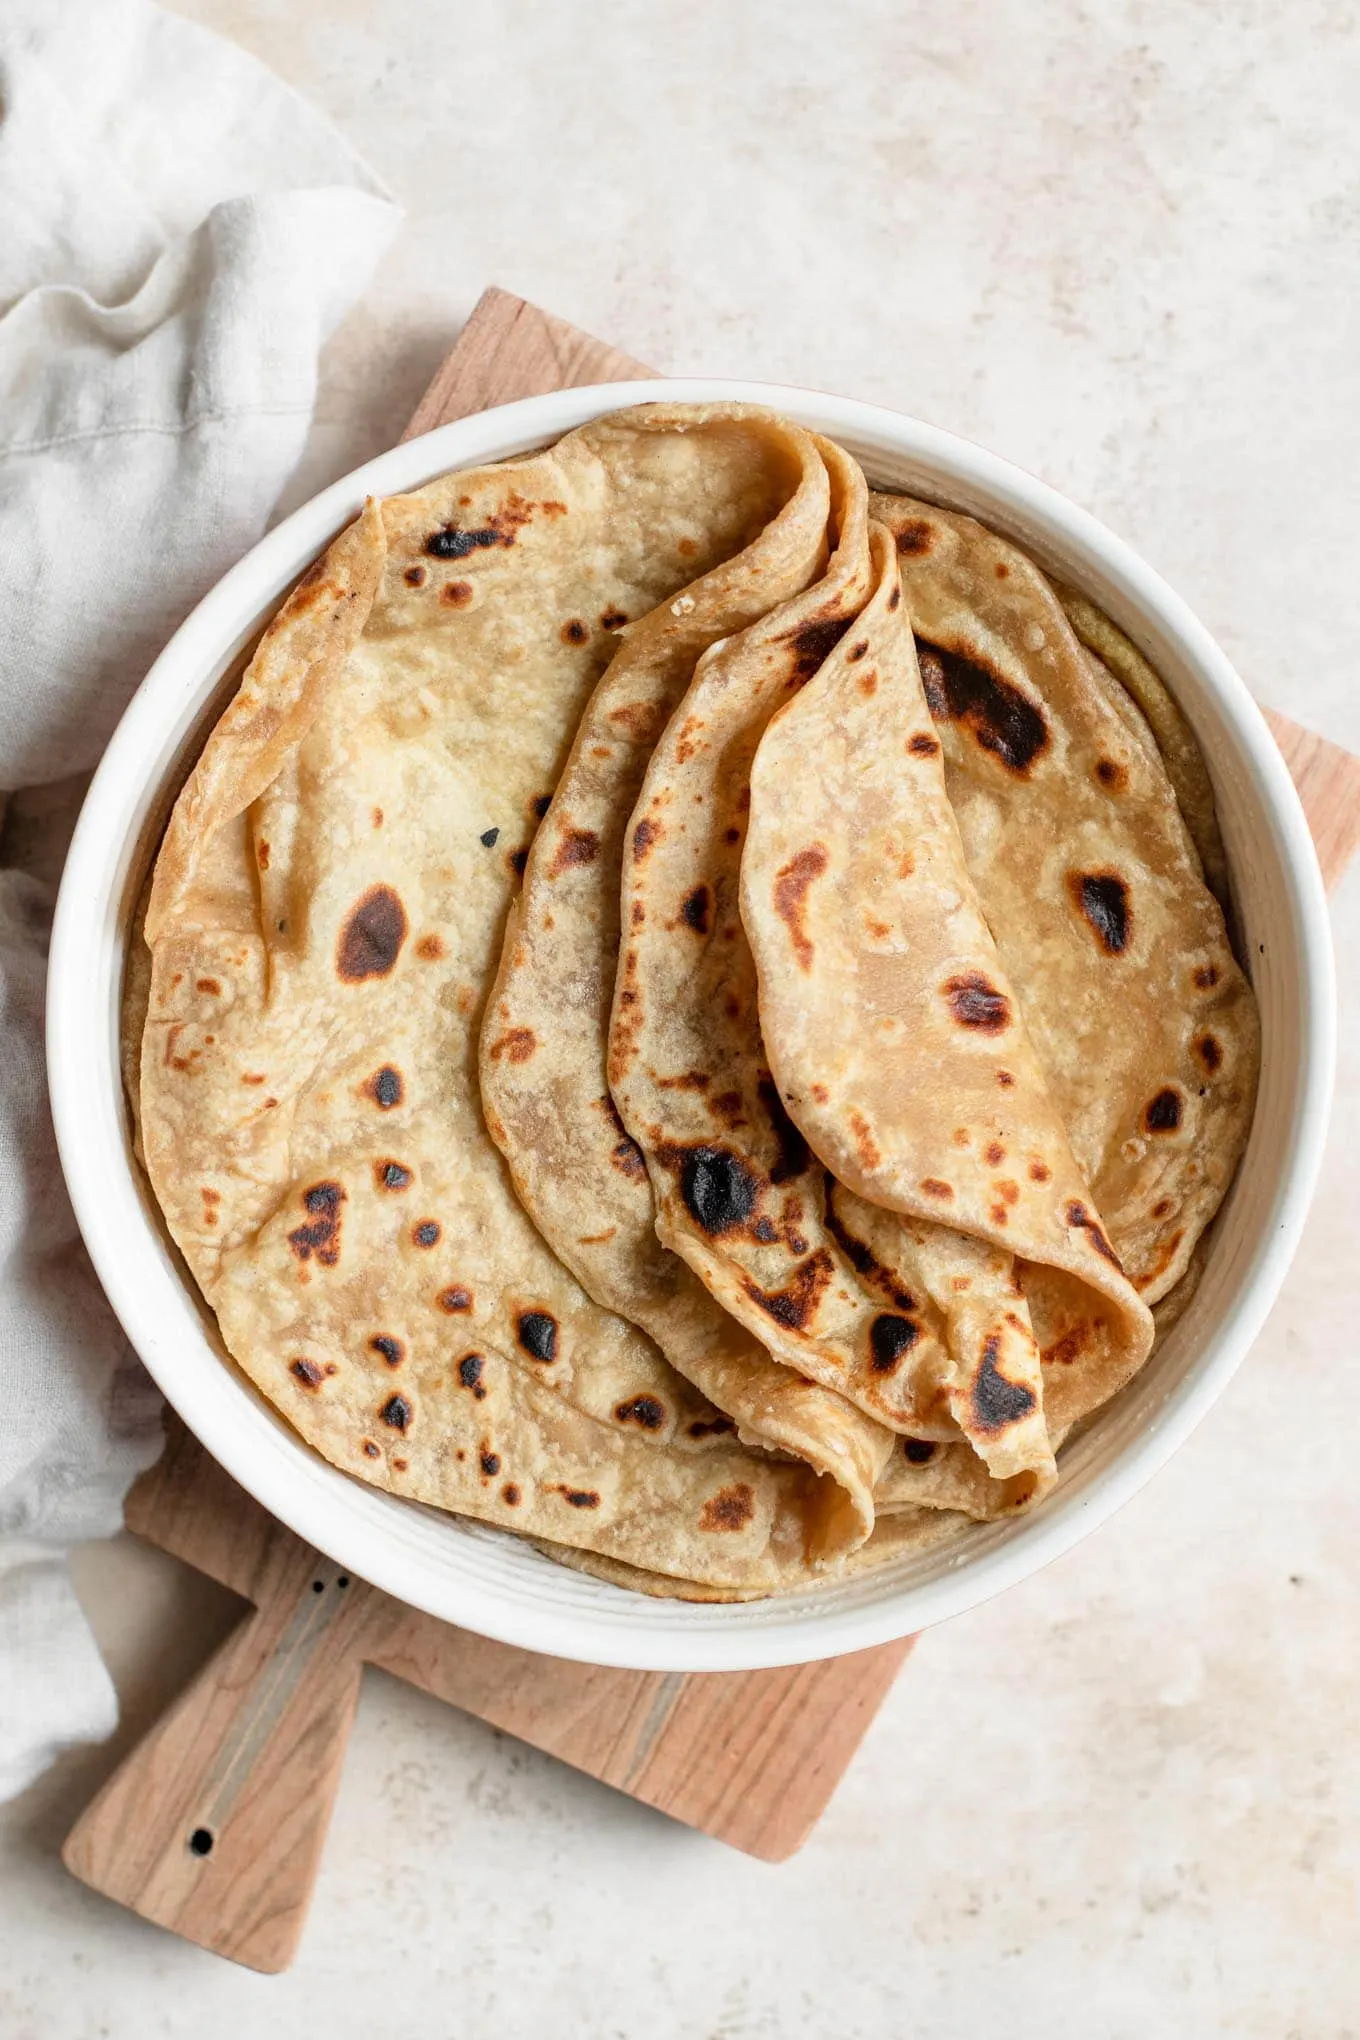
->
[188,1828,214,1857]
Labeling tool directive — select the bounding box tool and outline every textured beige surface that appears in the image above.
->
[3,2,1358,2035]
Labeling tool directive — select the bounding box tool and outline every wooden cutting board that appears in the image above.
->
[61,287,1360,1975]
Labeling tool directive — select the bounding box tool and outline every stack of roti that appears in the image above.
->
[131,404,1258,1599]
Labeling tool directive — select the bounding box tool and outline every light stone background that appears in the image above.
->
[2,3,1357,2035]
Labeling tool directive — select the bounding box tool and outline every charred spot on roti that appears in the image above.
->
[688,1415,736,1439]
[414,933,445,960]
[917,642,1049,774]
[903,1437,936,1464]
[700,1483,756,1532]
[508,847,529,878]
[488,1026,536,1064]
[501,1482,521,1505]
[404,564,427,587]
[674,714,706,763]
[1152,1197,1174,1219]
[611,1133,647,1181]
[1028,1160,1051,1183]
[288,1182,345,1266]
[907,732,940,757]
[633,816,662,863]
[601,606,629,630]
[362,1439,380,1459]
[847,1110,881,1171]
[196,976,221,996]
[439,580,474,608]
[555,1485,600,1509]
[920,1177,954,1200]
[375,1160,412,1191]
[380,1394,412,1432]
[771,843,828,971]
[615,1395,666,1430]
[847,639,870,662]
[709,1089,746,1127]
[1070,871,1132,955]
[888,583,902,610]
[531,794,553,819]
[516,1310,558,1361]
[672,1145,761,1236]
[724,825,741,845]
[1144,1088,1184,1134]
[788,615,851,677]
[985,1141,1006,1166]
[411,1220,441,1248]
[365,1064,403,1110]
[609,698,666,743]
[1193,963,1221,991]
[1196,1033,1224,1074]
[895,520,934,556]
[680,885,711,933]
[751,1216,779,1244]
[757,1076,810,1184]
[457,1354,486,1398]
[997,1069,1015,1088]
[971,1335,1038,1432]
[290,1357,325,1390]
[425,495,533,559]
[336,885,408,982]
[1095,757,1128,791]
[869,1313,921,1374]
[480,1449,501,1477]
[548,827,599,876]
[1065,1200,1121,1265]
[479,826,500,848]
[742,1249,834,1331]
[560,618,589,645]
[439,1285,474,1314]
[368,1335,404,1368]
[1135,1228,1186,1292]
[943,971,1011,1033]
[1041,1323,1089,1367]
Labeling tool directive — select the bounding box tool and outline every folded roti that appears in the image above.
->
[609,504,1151,1517]
[742,523,1154,1478]
[873,496,1259,1326]
[138,405,902,1594]
[481,423,895,1549]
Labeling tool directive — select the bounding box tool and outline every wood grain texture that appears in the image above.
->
[1263,707,1360,891]
[66,287,1359,1969]
[63,1529,368,1973]
[402,285,654,440]
[116,1419,911,1868]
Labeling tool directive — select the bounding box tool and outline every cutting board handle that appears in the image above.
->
[62,1551,370,1972]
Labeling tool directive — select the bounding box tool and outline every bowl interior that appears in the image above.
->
[47,379,1334,1671]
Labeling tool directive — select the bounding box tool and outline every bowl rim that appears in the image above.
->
[47,376,1337,1670]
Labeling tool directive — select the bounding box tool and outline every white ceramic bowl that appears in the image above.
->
[48,379,1335,1671]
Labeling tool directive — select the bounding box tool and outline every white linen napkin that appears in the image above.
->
[0,0,400,1800]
